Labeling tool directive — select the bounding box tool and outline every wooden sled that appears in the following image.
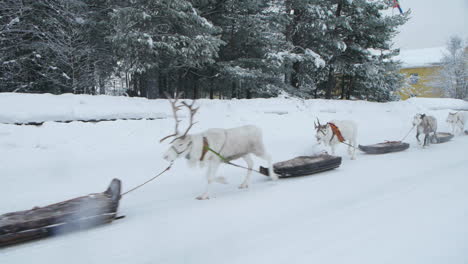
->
[260,153,342,178]
[359,141,410,154]
[431,132,454,144]
[0,179,122,248]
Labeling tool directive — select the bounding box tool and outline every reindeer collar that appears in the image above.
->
[200,137,209,161]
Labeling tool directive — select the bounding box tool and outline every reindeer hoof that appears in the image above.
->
[239,183,249,189]
[196,195,210,200]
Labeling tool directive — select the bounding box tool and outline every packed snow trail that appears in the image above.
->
[1,95,467,264]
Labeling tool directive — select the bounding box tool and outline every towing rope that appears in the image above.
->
[121,162,173,196]
[400,125,415,142]
[203,146,267,175]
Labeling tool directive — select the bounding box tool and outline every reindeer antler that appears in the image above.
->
[179,100,199,138]
[160,92,183,143]
[315,117,322,130]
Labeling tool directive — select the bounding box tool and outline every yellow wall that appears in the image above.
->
[398,66,444,100]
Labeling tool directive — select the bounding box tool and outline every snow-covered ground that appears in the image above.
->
[1,94,468,264]
[0,93,166,124]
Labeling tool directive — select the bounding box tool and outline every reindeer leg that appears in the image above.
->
[416,131,421,145]
[423,133,429,147]
[239,155,253,189]
[349,140,356,160]
[196,161,220,200]
[257,152,278,181]
[330,144,336,155]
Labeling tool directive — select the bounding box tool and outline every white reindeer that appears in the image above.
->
[412,113,437,146]
[161,95,277,200]
[315,119,358,160]
[446,112,466,135]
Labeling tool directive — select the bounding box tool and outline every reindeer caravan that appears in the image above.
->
[2,95,466,247]
[159,95,465,199]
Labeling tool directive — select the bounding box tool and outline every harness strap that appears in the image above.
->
[457,115,465,126]
[328,122,345,143]
[200,137,209,161]
[200,131,228,161]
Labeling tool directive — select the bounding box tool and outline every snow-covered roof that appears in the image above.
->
[395,47,446,69]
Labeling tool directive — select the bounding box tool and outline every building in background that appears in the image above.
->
[395,47,446,100]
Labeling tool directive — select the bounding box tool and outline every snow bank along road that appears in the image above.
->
[1,94,467,264]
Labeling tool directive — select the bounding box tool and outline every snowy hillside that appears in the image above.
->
[1,94,468,264]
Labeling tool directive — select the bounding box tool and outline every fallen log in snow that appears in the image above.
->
[0,179,122,247]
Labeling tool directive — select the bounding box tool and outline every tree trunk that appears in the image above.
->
[246,88,252,99]
[340,75,346,99]
[231,81,237,98]
[193,75,199,99]
[291,62,300,88]
[325,67,335,99]
[346,76,354,100]
[146,69,159,99]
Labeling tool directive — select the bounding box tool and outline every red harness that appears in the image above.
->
[328,122,345,143]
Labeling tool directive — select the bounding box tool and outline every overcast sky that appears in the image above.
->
[391,0,468,50]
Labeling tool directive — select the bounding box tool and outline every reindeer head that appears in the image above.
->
[446,112,457,124]
[412,113,425,126]
[314,118,329,144]
[161,93,199,162]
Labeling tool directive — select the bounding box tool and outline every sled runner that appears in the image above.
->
[0,179,122,247]
[358,141,410,154]
[431,132,454,144]
[260,153,341,178]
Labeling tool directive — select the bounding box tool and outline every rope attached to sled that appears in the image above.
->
[400,125,415,142]
[121,162,173,196]
[202,145,267,175]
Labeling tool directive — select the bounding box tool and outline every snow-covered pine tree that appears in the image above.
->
[0,0,111,94]
[350,51,405,101]
[337,0,408,101]
[0,0,76,93]
[281,0,347,97]
[83,0,115,95]
[110,0,223,98]
[193,0,291,98]
[283,0,408,100]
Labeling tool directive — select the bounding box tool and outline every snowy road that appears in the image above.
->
[1,95,467,263]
